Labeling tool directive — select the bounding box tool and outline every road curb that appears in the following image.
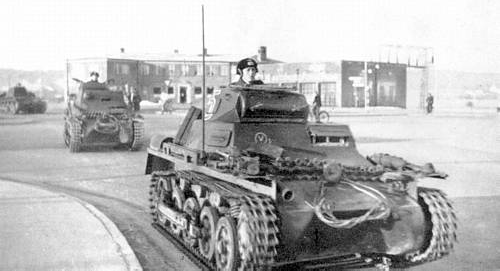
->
[0,118,35,125]
[73,197,143,271]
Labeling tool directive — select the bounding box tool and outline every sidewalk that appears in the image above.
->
[0,180,142,271]
[323,106,499,117]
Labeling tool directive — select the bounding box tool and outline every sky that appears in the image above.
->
[1,0,500,72]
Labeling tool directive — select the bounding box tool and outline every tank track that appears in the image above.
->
[149,171,215,270]
[130,120,144,151]
[398,187,458,266]
[149,170,280,270]
[69,120,82,153]
[234,195,280,269]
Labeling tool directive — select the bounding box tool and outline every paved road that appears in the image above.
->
[0,112,499,270]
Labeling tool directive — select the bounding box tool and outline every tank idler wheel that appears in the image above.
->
[69,122,82,153]
[150,174,173,224]
[170,187,185,236]
[198,206,219,261]
[150,176,162,223]
[215,216,239,271]
[182,197,200,247]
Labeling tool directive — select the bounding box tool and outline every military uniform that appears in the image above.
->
[230,78,264,87]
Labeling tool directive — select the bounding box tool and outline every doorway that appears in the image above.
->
[179,87,187,104]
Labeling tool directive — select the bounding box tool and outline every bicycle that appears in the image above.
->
[308,107,330,123]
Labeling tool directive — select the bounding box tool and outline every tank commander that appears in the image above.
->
[231,58,264,86]
[89,71,100,82]
[82,71,107,90]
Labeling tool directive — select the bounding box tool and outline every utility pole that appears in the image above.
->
[364,61,369,110]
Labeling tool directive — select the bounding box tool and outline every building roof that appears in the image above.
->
[69,52,251,63]
[250,55,283,64]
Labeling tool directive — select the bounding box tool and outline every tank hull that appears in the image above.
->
[145,86,456,270]
[277,185,425,261]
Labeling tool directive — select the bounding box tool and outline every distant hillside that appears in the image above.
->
[434,70,500,92]
[0,69,65,99]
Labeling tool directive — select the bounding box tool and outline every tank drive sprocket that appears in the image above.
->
[401,187,458,265]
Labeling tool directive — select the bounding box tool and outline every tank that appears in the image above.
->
[145,84,457,270]
[63,81,144,152]
[0,84,47,114]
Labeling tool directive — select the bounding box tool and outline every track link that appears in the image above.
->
[130,120,144,151]
[237,194,280,270]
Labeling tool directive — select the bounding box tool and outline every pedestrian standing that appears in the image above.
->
[131,88,141,111]
[426,93,434,114]
[312,91,322,123]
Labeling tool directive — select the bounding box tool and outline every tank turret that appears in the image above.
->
[145,84,457,270]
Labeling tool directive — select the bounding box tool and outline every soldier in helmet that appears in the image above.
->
[89,71,100,82]
[231,58,264,86]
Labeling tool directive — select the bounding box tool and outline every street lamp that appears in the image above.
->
[374,64,380,106]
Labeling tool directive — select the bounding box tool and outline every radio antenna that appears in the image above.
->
[65,59,70,104]
[201,5,206,159]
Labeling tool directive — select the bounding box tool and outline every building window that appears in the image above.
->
[319,82,336,106]
[167,86,174,94]
[220,65,228,76]
[140,64,150,75]
[155,66,162,75]
[121,64,130,75]
[211,65,220,76]
[207,87,214,95]
[281,82,298,91]
[187,65,197,76]
[153,87,161,95]
[299,82,315,95]
[114,63,130,75]
[197,64,203,76]
[182,64,188,76]
[194,87,202,95]
[168,64,175,76]
[175,64,182,76]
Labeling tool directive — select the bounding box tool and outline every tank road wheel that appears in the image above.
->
[69,122,82,153]
[169,187,185,236]
[182,197,200,247]
[198,206,219,261]
[215,216,239,271]
[402,188,458,266]
[129,121,144,151]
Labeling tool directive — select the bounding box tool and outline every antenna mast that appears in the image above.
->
[66,59,70,104]
[201,5,206,158]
